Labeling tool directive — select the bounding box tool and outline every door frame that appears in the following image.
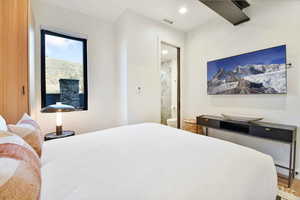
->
[160,41,181,129]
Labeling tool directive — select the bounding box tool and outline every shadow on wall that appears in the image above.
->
[209,94,288,111]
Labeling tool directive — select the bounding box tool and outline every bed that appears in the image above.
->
[41,123,277,200]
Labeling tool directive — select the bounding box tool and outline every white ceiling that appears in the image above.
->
[40,0,219,32]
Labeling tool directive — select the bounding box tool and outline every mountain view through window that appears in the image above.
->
[41,30,88,110]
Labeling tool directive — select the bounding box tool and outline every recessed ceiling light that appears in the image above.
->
[162,50,168,55]
[178,7,188,15]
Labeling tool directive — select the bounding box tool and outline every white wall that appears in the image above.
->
[183,1,300,175]
[31,4,185,133]
[115,11,185,125]
[32,2,119,134]
[115,15,129,126]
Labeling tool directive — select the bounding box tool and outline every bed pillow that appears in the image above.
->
[0,115,8,131]
[8,114,43,157]
[17,113,41,130]
[8,125,43,157]
[0,131,41,200]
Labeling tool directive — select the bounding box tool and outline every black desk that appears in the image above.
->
[197,115,297,187]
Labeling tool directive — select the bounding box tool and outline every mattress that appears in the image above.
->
[41,123,277,200]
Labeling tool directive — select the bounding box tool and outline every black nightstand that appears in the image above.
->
[44,131,75,141]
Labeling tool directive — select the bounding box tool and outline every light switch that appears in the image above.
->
[137,86,142,95]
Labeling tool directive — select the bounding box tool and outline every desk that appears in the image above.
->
[197,115,297,187]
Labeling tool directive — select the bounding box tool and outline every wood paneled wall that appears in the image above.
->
[0,0,30,123]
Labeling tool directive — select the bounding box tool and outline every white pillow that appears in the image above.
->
[17,113,40,130]
[17,113,31,124]
[0,115,8,131]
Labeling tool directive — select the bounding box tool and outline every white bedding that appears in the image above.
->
[41,123,277,200]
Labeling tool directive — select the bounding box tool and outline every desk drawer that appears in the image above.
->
[197,118,219,128]
[250,126,293,143]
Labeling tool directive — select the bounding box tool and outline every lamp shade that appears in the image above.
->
[41,103,76,113]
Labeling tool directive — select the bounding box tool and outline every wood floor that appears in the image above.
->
[278,176,300,197]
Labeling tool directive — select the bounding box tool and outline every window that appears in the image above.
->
[41,30,88,110]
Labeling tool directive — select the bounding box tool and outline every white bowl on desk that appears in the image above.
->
[221,114,263,123]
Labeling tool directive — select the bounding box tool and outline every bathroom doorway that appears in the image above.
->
[160,42,180,129]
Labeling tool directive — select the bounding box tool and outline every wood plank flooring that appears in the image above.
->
[278,176,300,197]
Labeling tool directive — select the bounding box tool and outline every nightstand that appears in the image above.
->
[44,131,75,141]
[183,119,203,135]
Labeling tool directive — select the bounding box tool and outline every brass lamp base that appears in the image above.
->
[56,125,63,135]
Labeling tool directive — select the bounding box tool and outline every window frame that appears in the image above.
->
[41,29,88,110]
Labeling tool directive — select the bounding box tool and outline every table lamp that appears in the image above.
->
[41,102,75,136]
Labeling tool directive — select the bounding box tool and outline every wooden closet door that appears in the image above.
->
[0,0,29,123]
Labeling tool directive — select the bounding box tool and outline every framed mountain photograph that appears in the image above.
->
[207,45,287,95]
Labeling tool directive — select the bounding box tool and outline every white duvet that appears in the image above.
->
[41,123,277,200]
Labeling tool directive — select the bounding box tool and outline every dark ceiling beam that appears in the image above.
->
[198,0,250,26]
[232,0,250,10]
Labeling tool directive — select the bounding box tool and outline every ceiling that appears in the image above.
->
[40,0,220,32]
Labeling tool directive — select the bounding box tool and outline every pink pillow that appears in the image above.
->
[8,114,43,157]
[0,131,41,199]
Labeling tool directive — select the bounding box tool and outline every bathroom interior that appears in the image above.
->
[160,42,178,128]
